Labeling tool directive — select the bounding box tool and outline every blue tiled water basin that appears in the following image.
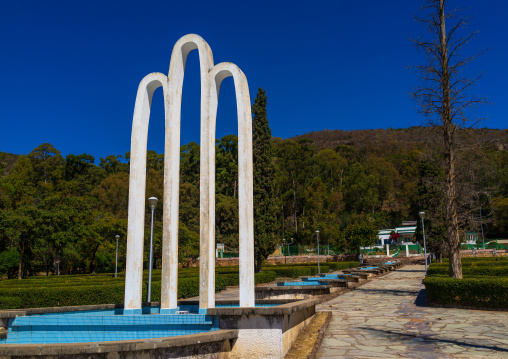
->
[277,281,329,286]
[2,303,280,345]
[358,267,379,270]
[303,274,347,281]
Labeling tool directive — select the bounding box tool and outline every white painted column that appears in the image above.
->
[159,35,215,314]
[386,244,390,257]
[210,63,255,307]
[405,244,409,257]
[124,73,168,315]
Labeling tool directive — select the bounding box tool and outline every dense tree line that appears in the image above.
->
[1,124,507,278]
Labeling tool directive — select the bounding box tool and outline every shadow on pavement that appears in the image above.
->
[414,289,428,307]
[354,288,420,296]
[359,327,508,353]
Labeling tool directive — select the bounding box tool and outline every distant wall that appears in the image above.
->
[182,254,357,268]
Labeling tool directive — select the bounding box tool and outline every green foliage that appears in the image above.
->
[255,270,277,284]
[427,265,508,277]
[252,88,277,272]
[425,258,508,309]
[0,268,277,309]
[424,276,508,309]
[323,261,359,270]
[1,125,507,278]
[0,250,19,278]
[343,219,378,253]
[264,266,312,278]
[0,296,22,309]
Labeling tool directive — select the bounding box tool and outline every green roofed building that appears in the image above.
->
[376,221,417,247]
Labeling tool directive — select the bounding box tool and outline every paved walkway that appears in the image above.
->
[317,265,508,358]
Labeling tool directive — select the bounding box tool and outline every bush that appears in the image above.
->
[326,261,359,270]
[0,250,20,278]
[438,257,507,264]
[0,283,126,309]
[267,266,312,278]
[424,276,508,309]
[0,270,279,310]
[255,270,276,284]
[307,266,329,275]
[0,296,22,309]
[427,265,508,277]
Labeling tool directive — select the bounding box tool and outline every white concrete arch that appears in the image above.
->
[124,34,255,314]
[160,34,216,314]
[210,63,254,307]
[124,72,169,315]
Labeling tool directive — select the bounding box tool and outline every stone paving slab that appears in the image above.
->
[317,265,508,358]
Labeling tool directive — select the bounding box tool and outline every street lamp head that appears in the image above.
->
[419,211,425,219]
[148,197,158,210]
[316,230,320,234]
[115,235,120,240]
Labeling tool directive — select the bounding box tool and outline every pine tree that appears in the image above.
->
[252,88,277,272]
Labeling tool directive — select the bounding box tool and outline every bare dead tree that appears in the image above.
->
[411,0,486,278]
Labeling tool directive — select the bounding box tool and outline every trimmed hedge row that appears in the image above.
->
[430,260,508,268]
[264,266,329,278]
[427,266,508,277]
[215,270,277,288]
[326,262,359,270]
[0,271,278,310]
[441,257,507,261]
[424,276,508,309]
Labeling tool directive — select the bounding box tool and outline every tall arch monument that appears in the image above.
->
[123,34,255,315]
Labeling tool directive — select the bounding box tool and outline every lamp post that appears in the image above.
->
[147,197,158,302]
[115,235,120,278]
[316,230,320,274]
[282,239,286,264]
[289,238,294,263]
[419,211,428,275]
[480,207,485,249]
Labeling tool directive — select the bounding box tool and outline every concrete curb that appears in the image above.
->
[0,329,238,356]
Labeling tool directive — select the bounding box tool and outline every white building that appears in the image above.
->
[376,221,417,247]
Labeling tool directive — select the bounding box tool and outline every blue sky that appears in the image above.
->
[1,0,507,161]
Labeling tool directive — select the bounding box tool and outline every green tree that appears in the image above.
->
[216,135,238,197]
[344,163,379,214]
[28,143,65,194]
[99,155,129,174]
[0,205,40,278]
[0,250,19,279]
[252,88,277,272]
[0,156,35,209]
[343,219,378,256]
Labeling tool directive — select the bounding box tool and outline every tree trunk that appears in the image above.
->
[439,0,462,278]
[255,258,263,273]
[445,142,462,277]
[17,250,23,279]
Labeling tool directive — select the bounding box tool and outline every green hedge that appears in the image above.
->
[0,296,22,309]
[0,278,200,310]
[437,257,507,264]
[255,270,277,284]
[424,276,508,309]
[0,271,278,310]
[266,266,312,278]
[326,262,359,270]
[427,266,508,277]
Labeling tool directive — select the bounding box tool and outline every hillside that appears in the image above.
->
[0,152,19,176]
[291,126,508,153]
